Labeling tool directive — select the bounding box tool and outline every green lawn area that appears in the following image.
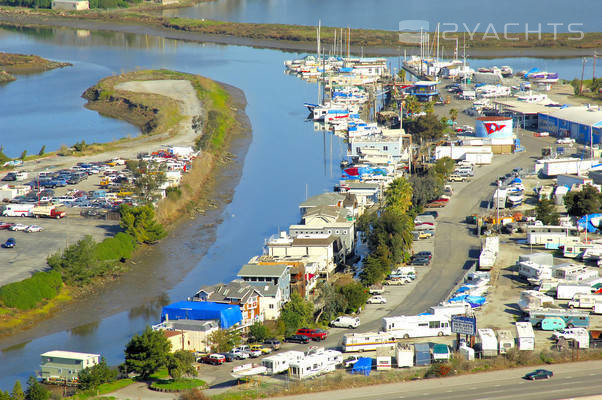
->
[71,379,134,399]
[150,378,207,392]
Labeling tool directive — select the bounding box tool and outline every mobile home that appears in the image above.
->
[556,284,592,300]
[515,322,535,351]
[496,330,515,354]
[477,328,499,357]
[517,261,553,282]
[563,243,599,258]
[529,309,590,329]
[382,315,451,339]
[261,351,304,375]
[341,332,396,353]
[526,225,580,247]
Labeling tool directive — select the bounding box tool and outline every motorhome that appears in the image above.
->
[288,348,342,380]
[568,294,602,309]
[383,315,451,339]
[518,290,554,313]
[341,332,396,352]
[529,309,590,329]
[515,322,535,351]
[497,330,515,354]
[563,243,599,259]
[517,261,553,281]
[395,343,414,367]
[261,351,304,375]
[478,328,499,357]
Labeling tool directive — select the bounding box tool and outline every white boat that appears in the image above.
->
[500,66,513,77]
[477,85,511,98]
[507,193,524,207]
[527,71,559,84]
[231,363,267,379]
[516,92,550,103]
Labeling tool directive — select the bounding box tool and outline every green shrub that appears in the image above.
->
[0,271,62,310]
[95,233,136,261]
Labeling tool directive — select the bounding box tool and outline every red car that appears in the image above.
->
[0,222,14,230]
[426,201,446,208]
[296,328,328,341]
[200,354,226,365]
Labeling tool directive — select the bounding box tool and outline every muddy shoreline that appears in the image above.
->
[0,14,597,58]
[0,82,252,349]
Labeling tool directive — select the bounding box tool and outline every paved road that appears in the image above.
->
[271,359,602,400]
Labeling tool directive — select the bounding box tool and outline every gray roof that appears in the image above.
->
[299,192,347,209]
[541,105,602,127]
[252,282,280,297]
[165,319,218,332]
[343,182,380,190]
[195,280,261,303]
[238,264,289,278]
[292,235,337,247]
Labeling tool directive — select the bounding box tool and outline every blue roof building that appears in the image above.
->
[161,301,242,329]
[410,81,439,102]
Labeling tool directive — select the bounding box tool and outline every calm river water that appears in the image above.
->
[0,23,590,389]
[160,0,601,33]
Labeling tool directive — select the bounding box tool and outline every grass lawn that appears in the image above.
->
[71,379,134,399]
[150,378,207,392]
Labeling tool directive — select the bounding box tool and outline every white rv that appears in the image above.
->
[568,294,602,309]
[382,315,451,339]
[515,322,535,351]
[428,303,469,318]
[517,290,554,313]
[341,332,396,353]
[261,351,304,375]
[288,348,342,380]
[556,284,592,300]
[477,328,498,357]
[496,330,515,354]
[517,261,553,281]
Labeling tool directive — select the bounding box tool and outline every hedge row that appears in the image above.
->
[95,232,136,261]
[0,270,62,310]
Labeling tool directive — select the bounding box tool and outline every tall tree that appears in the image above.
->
[124,327,172,379]
[10,381,24,400]
[384,177,413,214]
[536,199,560,225]
[279,293,314,335]
[78,357,117,390]
[167,351,196,380]
[564,185,602,216]
[120,204,167,244]
[448,108,458,124]
[207,329,241,353]
[24,377,49,400]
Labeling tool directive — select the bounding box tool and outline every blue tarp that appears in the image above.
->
[577,213,602,233]
[351,357,372,376]
[161,301,242,329]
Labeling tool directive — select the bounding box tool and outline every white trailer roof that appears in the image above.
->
[41,350,100,360]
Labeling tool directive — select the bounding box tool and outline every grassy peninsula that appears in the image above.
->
[0,51,71,82]
[0,69,245,336]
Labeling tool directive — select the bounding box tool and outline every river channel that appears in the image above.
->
[0,23,591,389]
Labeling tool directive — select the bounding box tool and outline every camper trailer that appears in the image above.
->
[529,309,590,329]
[395,343,414,368]
[261,351,305,375]
[382,315,451,339]
[568,294,602,309]
[515,322,535,351]
[288,348,342,380]
[517,261,553,282]
[478,328,499,357]
[556,284,592,300]
[341,332,396,352]
[496,330,515,354]
[428,303,469,318]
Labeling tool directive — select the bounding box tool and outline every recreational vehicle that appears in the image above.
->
[568,294,602,309]
[341,332,396,352]
[261,351,304,375]
[382,315,451,339]
[517,261,553,281]
[496,330,515,354]
[428,303,469,318]
[526,225,580,247]
[529,309,590,329]
[477,328,499,357]
[515,322,535,351]
[288,348,342,380]
[556,284,592,300]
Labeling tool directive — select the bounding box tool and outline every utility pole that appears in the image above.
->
[579,57,587,95]
[594,51,597,81]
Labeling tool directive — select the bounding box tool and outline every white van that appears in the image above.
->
[330,316,360,329]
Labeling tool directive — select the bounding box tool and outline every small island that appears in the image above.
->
[0,51,72,83]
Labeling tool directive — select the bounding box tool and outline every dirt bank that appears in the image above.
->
[0,12,599,58]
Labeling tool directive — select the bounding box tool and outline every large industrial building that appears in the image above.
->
[538,105,602,144]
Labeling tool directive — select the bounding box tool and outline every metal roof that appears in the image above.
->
[541,105,602,127]
[41,350,100,360]
[237,264,289,278]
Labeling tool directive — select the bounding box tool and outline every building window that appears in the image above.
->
[383,146,388,151]
[343,230,347,234]
[269,304,274,309]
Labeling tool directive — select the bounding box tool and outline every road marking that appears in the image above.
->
[494,384,501,387]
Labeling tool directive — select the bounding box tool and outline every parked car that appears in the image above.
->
[250,344,272,355]
[10,224,28,232]
[367,295,387,304]
[2,173,16,181]
[0,222,14,230]
[552,328,588,341]
[2,238,16,248]
[523,369,553,380]
[330,316,360,329]
[296,328,328,341]
[535,131,550,137]
[200,354,226,365]
[246,348,262,358]
[415,251,432,260]
[448,174,468,182]
[284,334,310,344]
[412,257,431,266]
[229,348,250,359]
[263,338,281,350]
[222,352,236,362]
[384,279,407,286]
[25,225,44,233]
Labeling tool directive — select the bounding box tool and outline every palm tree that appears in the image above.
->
[449,108,458,124]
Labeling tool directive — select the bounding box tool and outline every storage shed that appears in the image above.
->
[414,343,431,366]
